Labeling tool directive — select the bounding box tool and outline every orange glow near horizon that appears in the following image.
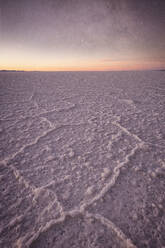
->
[0,60,164,71]
[0,45,164,71]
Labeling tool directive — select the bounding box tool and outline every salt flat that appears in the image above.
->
[0,71,165,248]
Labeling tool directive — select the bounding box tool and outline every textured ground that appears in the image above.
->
[0,71,165,248]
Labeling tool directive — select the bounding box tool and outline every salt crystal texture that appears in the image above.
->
[0,71,165,248]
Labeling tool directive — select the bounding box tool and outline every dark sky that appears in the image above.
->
[0,0,165,70]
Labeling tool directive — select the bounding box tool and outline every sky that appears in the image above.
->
[0,0,165,71]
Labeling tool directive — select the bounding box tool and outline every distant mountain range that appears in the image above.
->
[0,70,25,72]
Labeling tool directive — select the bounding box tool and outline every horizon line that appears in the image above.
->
[0,68,165,72]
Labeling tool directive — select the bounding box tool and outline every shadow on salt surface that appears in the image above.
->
[29,214,128,248]
[87,145,165,248]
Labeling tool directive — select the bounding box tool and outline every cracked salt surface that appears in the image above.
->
[0,71,165,248]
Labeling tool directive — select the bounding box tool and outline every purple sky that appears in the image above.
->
[0,0,165,70]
